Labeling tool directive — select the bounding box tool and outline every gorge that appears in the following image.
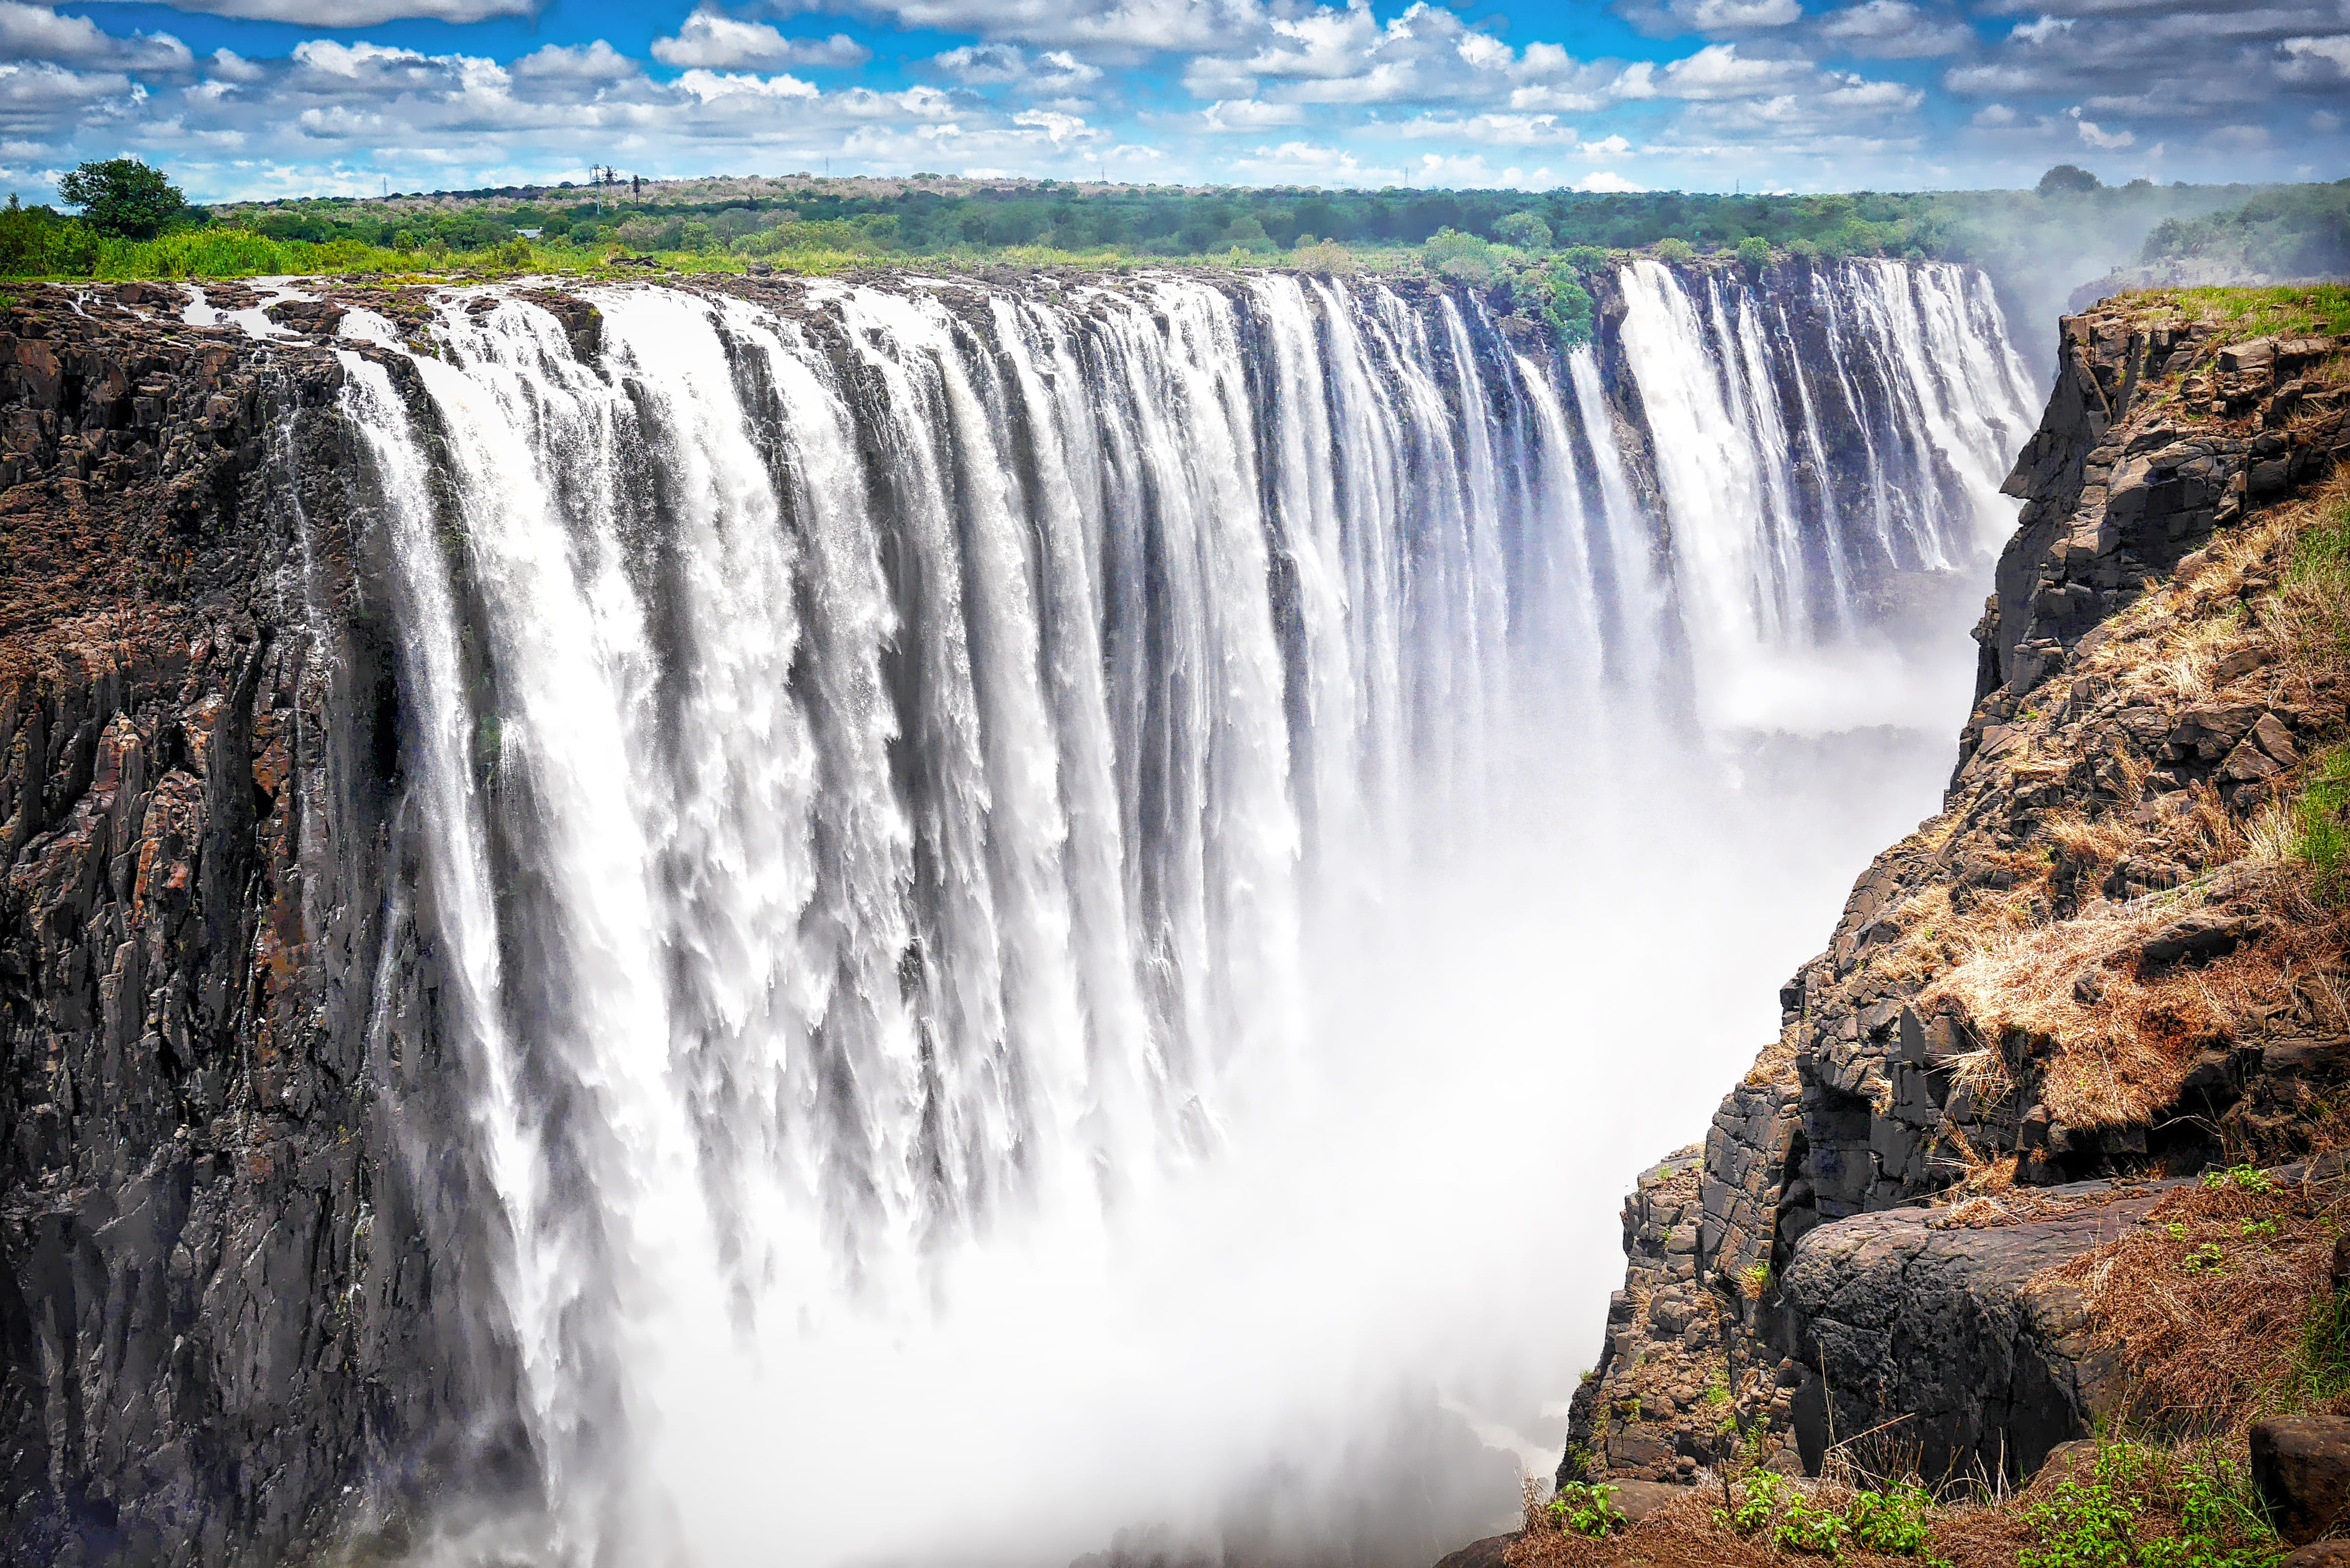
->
[6,257,2049,1566]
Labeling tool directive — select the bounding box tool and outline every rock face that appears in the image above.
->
[2253,1415,2350,1545]
[1,289,500,1566]
[1565,297,2350,1489]
[1775,1187,2156,1479]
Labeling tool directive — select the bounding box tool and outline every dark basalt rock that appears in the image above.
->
[2253,1414,2350,1545]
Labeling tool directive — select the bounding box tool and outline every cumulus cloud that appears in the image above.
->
[88,0,535,23]
[930,42,1101,94]
[1,2,190,72]
[652,10,869,70]
[1816,0,1976,58]
[1199,97,1302,129]
[1615,0,1801,37]
[1573,169,1644,191]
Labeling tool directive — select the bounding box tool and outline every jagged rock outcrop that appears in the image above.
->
[0,288,494,1567]
[1564,296,2350,1490]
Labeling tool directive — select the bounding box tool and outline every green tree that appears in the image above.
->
[1494,210,1553,251]
[2037,164,2103,196]
[56,158,186,239]
[1735,234,1773,272]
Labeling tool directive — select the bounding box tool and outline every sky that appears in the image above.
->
[0,0,2344,204]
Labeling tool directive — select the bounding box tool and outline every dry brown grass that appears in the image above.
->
[2053,1163,2350,1437]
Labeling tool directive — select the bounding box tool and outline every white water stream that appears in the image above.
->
[338,260,2039,1567]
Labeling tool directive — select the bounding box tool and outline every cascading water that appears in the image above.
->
[339,259,2041,1567]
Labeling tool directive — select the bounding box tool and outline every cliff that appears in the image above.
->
[1562,291,2350,1494]
[0,286,502,1565]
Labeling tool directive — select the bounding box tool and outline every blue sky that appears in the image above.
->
[0,0,2343,203]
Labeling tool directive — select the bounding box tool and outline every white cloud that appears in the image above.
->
[2282,34,2350,71]
[513,40,639,80]
[1580,132,1633,155]
[87,0,534,23]
[1396,111,1577,143]
[1653,43,1810,98]
[1817,1,1976,58]
[2008,15,2074,43]
[932,42,1101,92]
[1970,101,2017,125]
[1572,169,1645,191]
[1201,97,1302,129]
[674,67,821,100]
[653,11,869,70]
[2066,103,2134,146]
[1013,106,1093,143]
[0,2,190,72]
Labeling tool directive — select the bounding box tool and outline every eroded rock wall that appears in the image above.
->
[1564,299,2350,1490]
[0,288,486,1567]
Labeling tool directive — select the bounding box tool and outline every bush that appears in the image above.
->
[1559,244,1608,270]
[1544,1481,1627,1538]
[1848,1483,1934,1555]
[1423,226,1502,286]
[1652,236,1696,264]
[1535,266,1593,350]
[1736,235,1773,273]
[1494,211,1552,251]
[2020,1444,2280,1568]
[2289,746,2350,901]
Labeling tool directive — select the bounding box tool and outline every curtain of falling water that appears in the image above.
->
[341,260,2041,1565]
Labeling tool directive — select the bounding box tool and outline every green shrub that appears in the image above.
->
[1535,266,1594,350]
[1494,211,1552,251]
[2020,1445,2282,1568]
[1559,244,1608,270]
[1717,1470,1790,1535]
[1849,1482,1934,1555]
[1546,1481,1627,1537]
[1422,227,1503,286]
[1652,236,1696,264]
[1736,235,1773,272]
[1776,1494,1850,1556]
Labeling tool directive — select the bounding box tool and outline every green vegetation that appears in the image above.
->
[0,161,2324,298]
[2286,746,2350,902]
[2145,184,2350,282]
[1848,1483,1935,1555]
[2018,1444,2280,1568]
[1714,1473,1946,1558]
[2202,1165,2284,1196]
[57,158,188,240]
[2179,283,2350,339]
[1544,1481,1626,1537]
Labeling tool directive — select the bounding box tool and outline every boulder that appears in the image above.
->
[1773,1190,2164,1481]
[1612,1480,1691,1522]
[2252,1414,2350,1544]
[1430,1534,1514,1568]
[2283,1544,2350,1567]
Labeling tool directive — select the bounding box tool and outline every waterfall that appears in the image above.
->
[1614,257,2039,730]
[339,262,2038,1566]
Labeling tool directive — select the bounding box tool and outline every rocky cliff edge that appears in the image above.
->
[1561,289,2350,1495]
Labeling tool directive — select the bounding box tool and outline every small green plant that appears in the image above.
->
[1742,1262,1774,1300]
[2167,1221,2191,1242]
[2202,1165,2280,1195]
[2242,1217,2281,1240]
[2183,1241,2227,1273]
[1717,1470,1790,1535]
[1776,1493,1851,1555]
[1705,1376,1733,1406]
[2286,746,2349,903]
[1546,1481,1627,1538]
[2021,1445,2283,1568]
[1849,1482,1935,1556]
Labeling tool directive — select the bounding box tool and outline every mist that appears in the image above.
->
[351,258,2037,1568]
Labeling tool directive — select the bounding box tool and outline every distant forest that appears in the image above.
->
[1,165,2341,355]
